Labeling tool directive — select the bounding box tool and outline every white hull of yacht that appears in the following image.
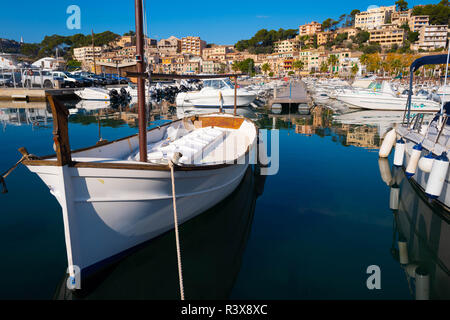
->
[176,90,256,108]
[337,94,440,111]
[75,88,111,101]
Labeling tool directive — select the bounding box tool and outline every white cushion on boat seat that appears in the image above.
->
[128,126,227,164]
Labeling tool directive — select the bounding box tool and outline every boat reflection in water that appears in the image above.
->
[382,160,450,300]
[55,165,266,300]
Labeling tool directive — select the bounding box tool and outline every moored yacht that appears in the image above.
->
[176,78,257,108]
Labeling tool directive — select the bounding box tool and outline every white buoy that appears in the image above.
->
[415,266,430,300]
[379,129,397,158]
[405,144,423,178]
[425,152,449,199]
[418,152,435,173]
[390,184,400,211]
[378,158,393,186]
[398,238,409,264]
[393,138,406,167]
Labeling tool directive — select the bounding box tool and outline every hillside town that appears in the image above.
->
[0,2,448,80]
[62,2,449,78]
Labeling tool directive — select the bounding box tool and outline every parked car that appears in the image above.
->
[0,74,13,87]
[52,71,84,88]
[21,69,56,88]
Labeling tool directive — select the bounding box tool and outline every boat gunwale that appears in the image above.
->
[22,113,258,172]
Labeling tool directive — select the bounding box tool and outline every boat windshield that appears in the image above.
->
[203,79,235,89]
[368,82,381,91]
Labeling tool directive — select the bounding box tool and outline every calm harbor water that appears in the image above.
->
[0,100,449,299]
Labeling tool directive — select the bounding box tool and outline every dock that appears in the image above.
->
[0,88,79,102]
[270,81,310,107]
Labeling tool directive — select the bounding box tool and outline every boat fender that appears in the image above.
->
[393,138,406,167]
[415,266,430,300]
[425,152,449,199]
[390,184,400,211]
[405,144,423,178]
[379,129,397,158]
[398,236,408,265]
[378,158,393,186]
[418,152,435,173]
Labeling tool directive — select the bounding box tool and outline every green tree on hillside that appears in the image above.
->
[395,0,409,12]
[412,0,450,26]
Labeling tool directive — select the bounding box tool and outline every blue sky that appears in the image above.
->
[0,0,437,44]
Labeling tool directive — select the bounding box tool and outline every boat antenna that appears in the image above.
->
[135,0,148,162]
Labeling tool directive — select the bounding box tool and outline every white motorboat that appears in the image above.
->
[75,87,111,101]
[176,78,257,108]
[21,102,259,279]
[75,100,110,111]
[336,81,441,111]
[437,85,450,103]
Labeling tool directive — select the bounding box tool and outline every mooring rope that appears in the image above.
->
[169,153,185,300]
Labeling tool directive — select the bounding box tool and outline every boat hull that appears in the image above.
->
[337,94,440,111]
[176,90,257,108]
[75,88,111,101]
[26,160,251,278]
[403,139,450,208]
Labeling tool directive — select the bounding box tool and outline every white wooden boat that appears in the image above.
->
[21,96,258,280]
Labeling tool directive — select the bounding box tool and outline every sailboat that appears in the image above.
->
[19,0,260,284]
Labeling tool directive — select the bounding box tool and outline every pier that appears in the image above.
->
[270,81,310,107]
[0,88,79,102]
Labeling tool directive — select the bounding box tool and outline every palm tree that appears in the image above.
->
[320,61,329,73]
[327,54,339,73]
[261,63,271,75]
[293,60,305,76]
[351,64,359,76]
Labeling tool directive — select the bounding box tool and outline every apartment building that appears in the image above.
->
[316,32,335,46]
[299,22,322,36]
[114,35,134,48]
[391,9,412,27]
[409,15,430,32]
[336,27,358,38]
[157,36,181,55]
[73,46,102,62]
[202,45,233,60]
[369,26,406,47]
[181,36,207,56]
[273,39,301,53]
[355,5,396,30]
[202,60,225,74]
[414,25,448,51]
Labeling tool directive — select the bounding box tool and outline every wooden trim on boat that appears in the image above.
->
[47,94,71,166]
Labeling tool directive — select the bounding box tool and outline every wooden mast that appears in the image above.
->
[135,0,147,162]
[234,76,237,116]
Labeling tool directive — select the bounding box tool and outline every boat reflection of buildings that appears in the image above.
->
[293,106,381,150]
[346,126,379,150]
